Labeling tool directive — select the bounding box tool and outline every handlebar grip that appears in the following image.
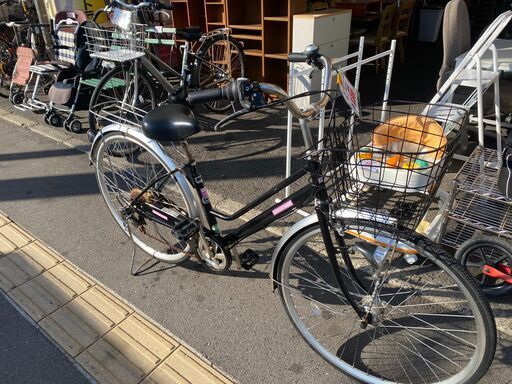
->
[287,52,309,63]
[187,88,225,105]
[187,81,240,105]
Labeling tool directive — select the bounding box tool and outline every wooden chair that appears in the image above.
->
[437,0,471,90]
[391,0,415,63]
[349,3,396,72]
[309,0,330,11]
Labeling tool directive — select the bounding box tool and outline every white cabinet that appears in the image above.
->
[292,9,351,103]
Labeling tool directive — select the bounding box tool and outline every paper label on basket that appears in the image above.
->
[337,72,360,117]
[360,159,380,173]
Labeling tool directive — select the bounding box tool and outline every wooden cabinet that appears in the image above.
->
[293,9,351,46]
[262,0,308,88]
[167,0,205,30]
[292,9,351,101]
[172,0,309,89]
[204,0,227,30]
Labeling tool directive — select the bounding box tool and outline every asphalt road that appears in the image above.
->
[0,292,89,384]
[1,114,512,384]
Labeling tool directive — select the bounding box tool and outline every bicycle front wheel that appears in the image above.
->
[89,64,156,132]
[92,131,192,263]
[276,219,496,384]
[195,33,245,113]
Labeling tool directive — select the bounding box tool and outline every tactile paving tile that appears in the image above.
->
[117,313,179,360]
[0,217,233,384]
[0,233,17,257]
[0,212,10,227]
[142,346,233,384]
[40,291,127,357]
[79,286,133,324]
[0,223,34,249]
[0,248,48,291]
[9,263,94,321]
[21,242,63,269]
[76,314,178,384]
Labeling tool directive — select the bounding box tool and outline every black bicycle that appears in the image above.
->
[90,46,497,384]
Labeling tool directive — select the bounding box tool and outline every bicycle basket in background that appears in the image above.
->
[318,101,468,231]
[83,8,146,63]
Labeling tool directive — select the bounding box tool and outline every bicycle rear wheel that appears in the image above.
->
[92,131,192,263]
[276,219,496,384]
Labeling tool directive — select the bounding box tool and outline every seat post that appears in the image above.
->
[180,140,195,164]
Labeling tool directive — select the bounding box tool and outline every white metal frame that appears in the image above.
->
[284,37,397,198]
[430,11,512,155]
[422,11,512,242]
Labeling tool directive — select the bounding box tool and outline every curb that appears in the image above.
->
[0,211,237,384]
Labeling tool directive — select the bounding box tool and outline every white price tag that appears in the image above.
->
[337,72,360,117]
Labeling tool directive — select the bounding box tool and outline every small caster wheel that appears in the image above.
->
[455,235,512,297]
[11,91,24,105]
[68,119,82,133]
[49,113,62,127]
[43,113,50,125]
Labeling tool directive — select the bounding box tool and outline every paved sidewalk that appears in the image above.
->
[1,97,512,383]
[0,212,234,384]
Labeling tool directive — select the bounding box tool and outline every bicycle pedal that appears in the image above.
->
[239,249,259,270]
[173,218,199,241]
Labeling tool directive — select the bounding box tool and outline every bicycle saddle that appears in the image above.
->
[142,103,201,142]
[175,27,202,42]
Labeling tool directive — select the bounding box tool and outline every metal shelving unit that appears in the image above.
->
[442,147,512,248]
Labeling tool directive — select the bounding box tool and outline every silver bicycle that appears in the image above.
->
[89,46,496,384]
[85,0,245,141]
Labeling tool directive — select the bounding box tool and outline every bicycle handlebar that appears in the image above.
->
[187,45,333,120]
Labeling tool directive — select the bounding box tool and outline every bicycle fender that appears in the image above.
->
[269,207,402,290]
[89,124,205,225]
[270,214,318,290]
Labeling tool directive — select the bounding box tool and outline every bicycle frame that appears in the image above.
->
[132,154,316,248]
[124,142,366,317]
[124,33,234,104]
[192,165,315,247]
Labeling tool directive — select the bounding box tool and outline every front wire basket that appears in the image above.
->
[83,22,147,62]
[315,101,468,234]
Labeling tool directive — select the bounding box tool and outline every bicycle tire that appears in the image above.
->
[276,219,496,384]
[195,33,245,113]
[88,63,156,133]
[92,130,193,263]
[455,235,512,297]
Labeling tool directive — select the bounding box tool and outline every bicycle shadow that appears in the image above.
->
[128,234,277,279]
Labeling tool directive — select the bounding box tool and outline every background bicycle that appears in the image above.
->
[85,0,245,140]
[0,0,49,99]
